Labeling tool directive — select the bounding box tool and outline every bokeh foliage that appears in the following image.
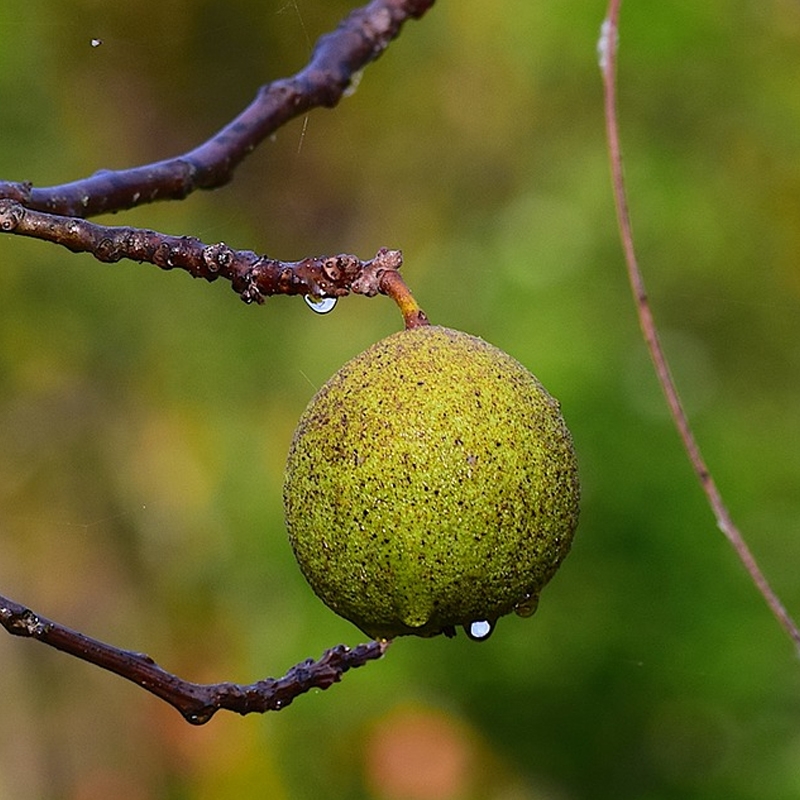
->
[1,1,799,798]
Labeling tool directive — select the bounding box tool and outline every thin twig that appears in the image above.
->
[0,199,408,304]
[0,0,436,218]
[0,593,389,724]
[599,0,800,654]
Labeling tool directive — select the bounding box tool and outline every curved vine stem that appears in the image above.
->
[599,1,800,654]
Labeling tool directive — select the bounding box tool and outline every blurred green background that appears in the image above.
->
[1,1,799,798]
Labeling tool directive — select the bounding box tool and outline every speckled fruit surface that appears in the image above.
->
[283,326,579,640]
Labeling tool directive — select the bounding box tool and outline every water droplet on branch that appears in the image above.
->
[304,295,337,314]
[185,709,214,725]
[343,69,364,97]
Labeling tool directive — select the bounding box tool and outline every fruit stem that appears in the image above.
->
[379,270,430,330]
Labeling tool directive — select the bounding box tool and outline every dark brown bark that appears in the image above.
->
[0,593,389,723]
[0,0,436,718]
[0,0,435,219]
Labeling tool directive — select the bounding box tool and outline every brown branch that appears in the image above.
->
[0,0,436,218]
[0,593,389,724]
[599,1,800,655]
[0,0,431,719]
[0,198,408,305]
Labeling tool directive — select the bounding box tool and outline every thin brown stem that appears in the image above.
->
[0,593,389,724]
[379,268,430,329]
[599,0,800,654]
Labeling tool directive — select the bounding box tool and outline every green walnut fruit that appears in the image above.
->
[283,325,579,640]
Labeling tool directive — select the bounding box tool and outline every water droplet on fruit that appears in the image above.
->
[513,593,539,618]
[465,619,494,641]
[304,294,337,314]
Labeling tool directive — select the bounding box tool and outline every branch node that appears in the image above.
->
[277,264,299,293]
[0,199,25,231]
[320,255,348,283]
[351,247,403,297]
[15,609,46,636]
[202,242,235,275]
[237,269,266,305]
[96,237,122,263]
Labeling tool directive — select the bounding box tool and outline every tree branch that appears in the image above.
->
[0,0,428,720]
[0,0,436,218]
[0,593,389,724]
[0,198,408,305]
